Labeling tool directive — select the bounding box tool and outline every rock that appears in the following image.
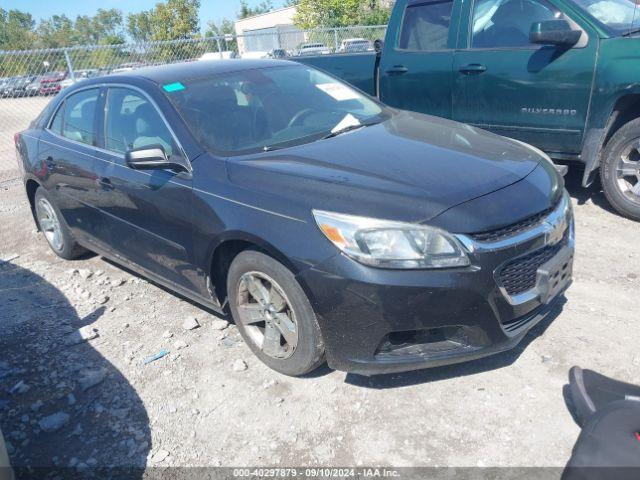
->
[38,412,70,433]
[78,369,107,391]
[67,393,76,406]
[78,269,93,280]
[182,317,200,330]
[65,326,99,345]
[162,330,173,339]
[263,379,277,389]
[20,414,29,423]
[86,458,98,467]
[274,397,284,405]
[173,340,188,350]
[110,278,125,287]
[9,380,29,395]
[211,319,229,331]
[80,290,92,300]
[30,400,44,412]
[150,449,170,463]
[232,359,248,372]
[97,295,109,305]
[68,457,79,468]
[541,355,553,364]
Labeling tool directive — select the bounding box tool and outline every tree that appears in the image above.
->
[127,0,200,42]
[0,9,36,50]
[238,0,274,19]
[294,0,391,29]
[35,14,79,48]
[205,18,237,52]
[75,9,124,45]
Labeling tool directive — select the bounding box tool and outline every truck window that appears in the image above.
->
[398,1,454,51]
[471,0,562,49]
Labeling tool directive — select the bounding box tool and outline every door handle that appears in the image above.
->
[98,177,114,191]
[385,65,409,76]
[459,64,487,75]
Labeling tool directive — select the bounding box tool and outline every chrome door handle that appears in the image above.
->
[386,65,409,75]
[459,64,487,75]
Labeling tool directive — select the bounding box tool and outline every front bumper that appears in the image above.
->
[298,192,574,375]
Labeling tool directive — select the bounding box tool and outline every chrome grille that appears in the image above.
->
[471,206,555,243]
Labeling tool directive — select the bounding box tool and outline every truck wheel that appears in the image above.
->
[600,118,640,221]
[34,187,86,260]
[227,250,325,377]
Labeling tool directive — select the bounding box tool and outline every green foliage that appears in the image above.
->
[238,1,274,19]
[294,0,391,29]
[205,18,237,52]
[0,9,36,50]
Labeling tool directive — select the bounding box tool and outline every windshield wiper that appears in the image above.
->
[321,121,381,140]
[622,27,640,37]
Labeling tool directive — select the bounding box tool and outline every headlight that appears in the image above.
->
[313,210,470,269]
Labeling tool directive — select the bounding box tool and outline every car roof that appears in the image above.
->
[101,59,296,86]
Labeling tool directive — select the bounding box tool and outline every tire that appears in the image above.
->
[34,187,86,260]
[227,250,325,376]
[600,118,640,221]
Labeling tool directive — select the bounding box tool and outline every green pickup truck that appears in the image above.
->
[297,0,640,221]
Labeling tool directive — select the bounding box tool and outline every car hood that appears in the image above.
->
[226,111,550,225]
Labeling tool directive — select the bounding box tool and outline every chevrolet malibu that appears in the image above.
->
[16,60,574,376]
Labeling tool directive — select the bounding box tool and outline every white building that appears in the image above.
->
[234,6,304,55]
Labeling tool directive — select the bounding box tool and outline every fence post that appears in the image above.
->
[333,28,339,52]
[63,49,76,81]
[216,37,223,59]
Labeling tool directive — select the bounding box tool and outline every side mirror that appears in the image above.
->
[125,145,189,173]
[530,20,581,47]
[374,39,384,54]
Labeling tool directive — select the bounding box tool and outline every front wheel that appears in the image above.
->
[227,250,325,376]
[600,118,640,221]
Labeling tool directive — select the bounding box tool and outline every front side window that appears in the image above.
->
[164,65,387,155]
[571,0,639,35]
[398,1,454,51]
[51,89,99,146]
[471,0,563,48]
[105,88,175,157]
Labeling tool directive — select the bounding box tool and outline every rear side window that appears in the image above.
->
[51,89,100,146]
[104,87,175,157]
[471,0,562,49]
[399,1,454,51]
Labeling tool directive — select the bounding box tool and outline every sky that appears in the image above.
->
[1,0,290,29]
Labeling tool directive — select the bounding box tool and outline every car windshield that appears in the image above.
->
[165,65,388,155]
[571,0,640,35]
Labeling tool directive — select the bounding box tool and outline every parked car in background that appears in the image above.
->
[240,51,270,59]
[25,76,43,97]
[267,49,288,59]
[39,72,67,96]
[59,69,101,90]
[110,62,146,74]
[1,75,38,97]
[199,51,238,61]
[338,38,374,53]
[17,59,573,376]
[296,43,332,56]
[296,0,640,221]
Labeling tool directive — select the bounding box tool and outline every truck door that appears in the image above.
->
[452,0,597,155]
[379,0,463,120]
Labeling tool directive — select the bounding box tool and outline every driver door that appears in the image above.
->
[452,0,597,155]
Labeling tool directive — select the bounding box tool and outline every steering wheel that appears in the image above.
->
[287,108,316,128]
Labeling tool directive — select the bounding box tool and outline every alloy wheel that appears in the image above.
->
[616,140,640,205]
[36,197,64,252]
[236,271,299,359]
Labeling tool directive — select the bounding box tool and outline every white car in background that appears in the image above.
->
[338,38,374,53]
[199,51,237,61]
[240,51,270,59]
[296,43,332,56]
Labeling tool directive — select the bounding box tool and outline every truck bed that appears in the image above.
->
[294,53,377,96]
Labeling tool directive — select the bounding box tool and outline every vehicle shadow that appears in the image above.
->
[0,260,150,478]
[561,163,617,214]
[344,297,565,389]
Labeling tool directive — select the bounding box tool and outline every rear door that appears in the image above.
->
[91,86,198,290]
[37,87,102,243]
[452,0,597,155]
[379,0,462,119]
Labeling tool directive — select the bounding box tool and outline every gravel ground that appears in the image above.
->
[0,168,638,475]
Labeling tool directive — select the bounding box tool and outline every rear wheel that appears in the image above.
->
[34,187,86,260]
[227,250,325,376]
[600,118,640,221]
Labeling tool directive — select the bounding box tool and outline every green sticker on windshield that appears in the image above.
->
[163,82,185,92]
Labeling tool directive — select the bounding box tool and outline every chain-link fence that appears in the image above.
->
[0,25,386,184]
